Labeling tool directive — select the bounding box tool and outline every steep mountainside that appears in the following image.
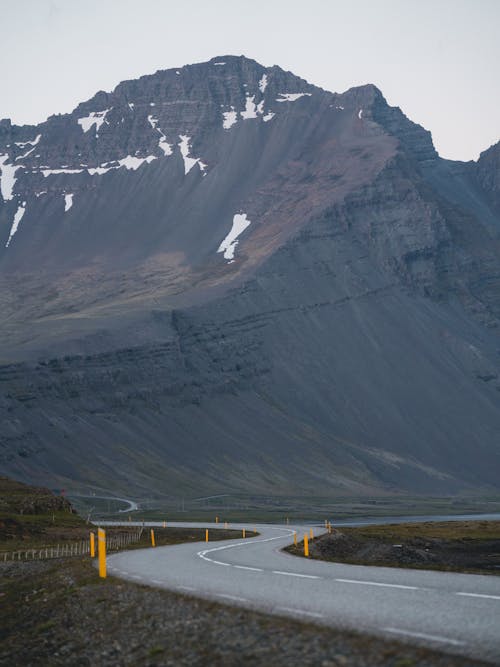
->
[0,56,499,497]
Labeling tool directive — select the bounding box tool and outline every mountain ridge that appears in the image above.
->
[0,56,499,498]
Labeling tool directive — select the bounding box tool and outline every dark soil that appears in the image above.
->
[0,558,486,667]
[286,521,500,575]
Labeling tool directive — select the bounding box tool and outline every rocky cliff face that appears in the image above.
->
[0,56,499,497]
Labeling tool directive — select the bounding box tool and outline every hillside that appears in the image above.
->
[0,56,499,497]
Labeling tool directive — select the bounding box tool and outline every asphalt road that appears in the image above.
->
[104,522,500,664]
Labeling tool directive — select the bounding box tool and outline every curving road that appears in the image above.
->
[103,522,500,664]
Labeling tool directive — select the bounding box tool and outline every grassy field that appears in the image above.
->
[286,520,500,575]
[69,491,500,524]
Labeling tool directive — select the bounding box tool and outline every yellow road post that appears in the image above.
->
[304,534,309,557]
[98,528,106,578]
[90,531,95,557]
[310,528,313,539]
[151,529,156,547]
[242,528,246,538]
[215,516,219,524]
[206,529,209,542]
[293,531,297,546]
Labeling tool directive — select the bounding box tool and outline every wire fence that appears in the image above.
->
[1,527,143,563]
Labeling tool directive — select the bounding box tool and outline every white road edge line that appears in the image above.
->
[151,579,163,585]
[197,528,295,568]
[179,585,196,591]
[456,592,500,600]
[336,578,418,590]
[234,565,263,572]
[216,594,248,602]
[384,627,465,646]
[278,606,324,619]
[273,570,320,579]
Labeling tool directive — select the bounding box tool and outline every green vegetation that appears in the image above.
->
[286,521,500,575]
[337,520,500,541]
[0,475,254,554]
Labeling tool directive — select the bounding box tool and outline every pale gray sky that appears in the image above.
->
[2,0,499,161]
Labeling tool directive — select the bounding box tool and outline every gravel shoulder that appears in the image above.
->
[0,557,487,667]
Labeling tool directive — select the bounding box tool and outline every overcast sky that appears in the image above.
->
[2,0,498,161]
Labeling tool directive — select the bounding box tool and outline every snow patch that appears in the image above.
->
[116,155,157,170]
[64,193,73,212]
[158,137,173,156]
[258,74,268,93]
[178,135,206,174]
[77,108,111,133]
[358,109,363,119]
[148,116,173,155]
[87,166,113,175]
[5,202,26,247]
[276,93,312,102]
[42,168,84,177]
[14,134,41,148]
[15,145,37,161]
[128,103,135,110]
[35,191,47,197]
[217,213,251,261]
[241,95,259,120]
[263,112,275,122]
[213,61,226,66]
[222,108,238,130]
[0,155,22,201]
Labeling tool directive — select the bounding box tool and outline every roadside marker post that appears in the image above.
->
[215,516,219,524]
[163,521,166,528]
[254,527,257,534]
[304,534,309,557]
[98,528,106,578]
[242,528,246,538]
[310,528,313,539]
[294,531,297,546]
[151,529,156,547]
[90,531,95,557]
[206,529,209,543]
[224,522,228,529]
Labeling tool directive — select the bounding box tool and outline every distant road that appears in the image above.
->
[103,520,500,664]
[71,494,139,513]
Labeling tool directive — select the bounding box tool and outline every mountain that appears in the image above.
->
[0,55,499,498]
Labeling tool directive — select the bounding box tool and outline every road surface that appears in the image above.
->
[104,522,500,663]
